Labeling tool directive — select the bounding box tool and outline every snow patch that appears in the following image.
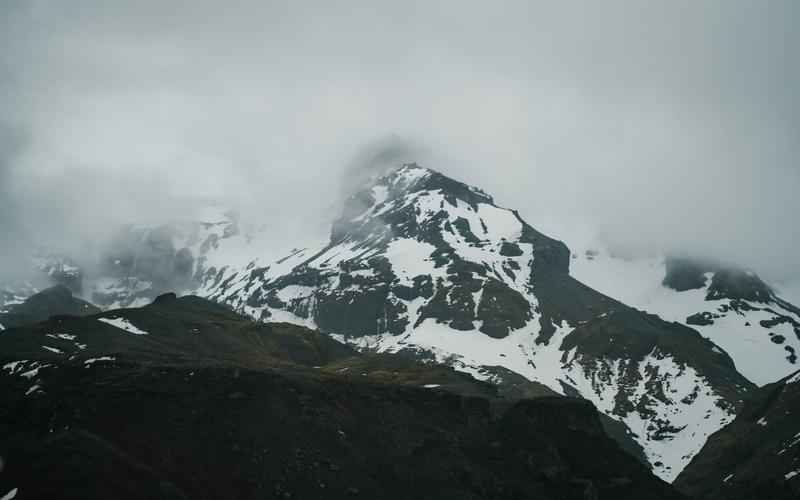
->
[476,203,522,241]
[0,488,18,500]
[276,285,315,303]
[21,366,44,379]
[84,356,116,366]
[98,317,149,335]
[778,431,800,455]
[384,238,441,284]
[46,333,77,341]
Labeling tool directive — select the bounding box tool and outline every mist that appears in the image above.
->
[1,0,798,285]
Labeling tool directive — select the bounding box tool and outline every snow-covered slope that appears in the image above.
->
[570,249,800,386]
[197,163,752,481]
[675,368,800,500]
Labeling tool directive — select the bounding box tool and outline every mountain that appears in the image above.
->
[184,163,754,481]
[0,285,100,331]
[6,163,785,481]
[0,295,683,500]
[570,250,800,386]
[674,369,800,500]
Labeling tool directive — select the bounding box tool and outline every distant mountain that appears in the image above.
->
[86,211,238,309]
[0,295,683,500]
[0,285,99,330]
[571,250,800,386]
[674,369,800,500]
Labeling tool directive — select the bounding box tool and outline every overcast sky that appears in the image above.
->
[1,0,798,283]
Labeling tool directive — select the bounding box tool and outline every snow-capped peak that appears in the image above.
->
[193,163,752,482]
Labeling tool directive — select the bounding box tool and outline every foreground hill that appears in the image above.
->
[0,295,682,500]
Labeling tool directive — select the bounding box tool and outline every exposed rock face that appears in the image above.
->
[705,268,774,303]
[663,256,777,303]
[0,296,684,500]
[196,164,753,481]
[675,370,800,500]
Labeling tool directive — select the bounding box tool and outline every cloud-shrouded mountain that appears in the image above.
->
[165,163,752,481]
[7,163,799,483]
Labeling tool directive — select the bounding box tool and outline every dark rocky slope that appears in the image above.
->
[0,295,683,500]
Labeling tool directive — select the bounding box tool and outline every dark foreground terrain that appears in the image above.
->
[0,291,682,500]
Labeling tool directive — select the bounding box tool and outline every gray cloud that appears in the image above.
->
[1,0,798,283]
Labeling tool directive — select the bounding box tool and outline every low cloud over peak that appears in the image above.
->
[1,0,798,283]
